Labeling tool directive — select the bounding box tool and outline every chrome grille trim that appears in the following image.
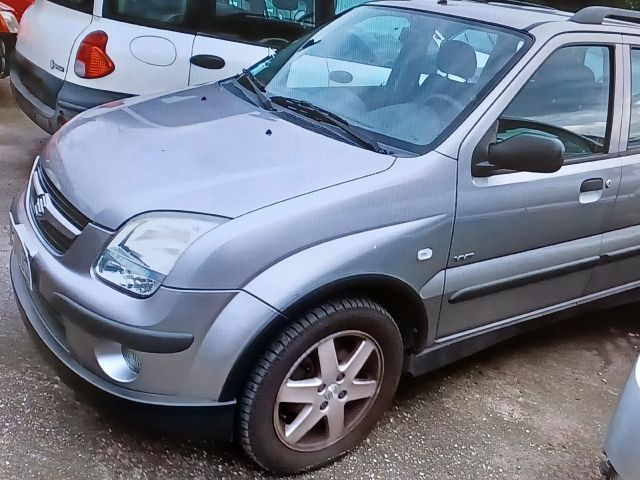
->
[29,163,91,254]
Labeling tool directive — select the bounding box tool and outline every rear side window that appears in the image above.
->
[48,0,92,13]
[628,48,640,149]
[104,0,318,47]
[498,45,613,159]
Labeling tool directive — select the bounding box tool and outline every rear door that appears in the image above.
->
[16,0,93,80]
[188,0,319,86]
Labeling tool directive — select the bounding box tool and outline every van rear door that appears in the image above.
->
[16,0,93,81]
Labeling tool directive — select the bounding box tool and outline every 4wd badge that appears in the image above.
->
[50,60,65,73]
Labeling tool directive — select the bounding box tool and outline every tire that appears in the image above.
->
[600,459,621,480]
[237,298,403,474]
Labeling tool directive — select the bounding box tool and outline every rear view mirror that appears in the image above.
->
[488,134,565,174]
[474,132,565,177]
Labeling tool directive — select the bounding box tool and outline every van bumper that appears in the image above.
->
[604,356,640,480]
[10,51,131,134]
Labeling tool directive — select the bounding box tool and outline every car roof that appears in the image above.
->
[370,0,573,30]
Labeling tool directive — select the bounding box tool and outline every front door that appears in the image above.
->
[438,39,624,339]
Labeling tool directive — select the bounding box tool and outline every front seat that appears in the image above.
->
[418,40,478,111]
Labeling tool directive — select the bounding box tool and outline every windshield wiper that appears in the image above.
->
[237,69,275,111]
[270,96,389,154]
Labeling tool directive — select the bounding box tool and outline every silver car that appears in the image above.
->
[602,355,640,480]
[11,1,640,474]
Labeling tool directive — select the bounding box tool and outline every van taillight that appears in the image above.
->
[74,31,115,79]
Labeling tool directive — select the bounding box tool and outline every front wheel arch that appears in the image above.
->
[218,274,428,403]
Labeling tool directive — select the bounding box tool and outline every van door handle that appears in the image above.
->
[190,54,226,70]
[580,178,604,193]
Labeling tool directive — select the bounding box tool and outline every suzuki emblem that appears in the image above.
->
[34,194,47,218]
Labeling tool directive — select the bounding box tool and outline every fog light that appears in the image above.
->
[121,346,141,374]
[95,341,140,383]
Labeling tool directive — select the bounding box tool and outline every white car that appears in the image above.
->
[10,0,367,133]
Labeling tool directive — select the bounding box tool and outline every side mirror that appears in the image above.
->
[486,134,565,174]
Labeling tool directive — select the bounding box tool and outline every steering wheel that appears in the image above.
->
[258,38,291,49]
[296,11,314,24]
[162,13,185,24]
[498,117,601,155]
[424,94,465,114]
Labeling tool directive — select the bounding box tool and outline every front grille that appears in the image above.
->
[36,166,90,230]
[30,164,91,254]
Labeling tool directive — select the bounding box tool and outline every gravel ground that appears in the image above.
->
[1,77,639,480]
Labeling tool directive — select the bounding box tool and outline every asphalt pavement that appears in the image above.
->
[0,77,639,480]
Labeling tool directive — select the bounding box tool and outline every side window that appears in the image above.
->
[107,0,187,24]
[499,45,612,159]
[629,49,640,149]
[335,0,368,15]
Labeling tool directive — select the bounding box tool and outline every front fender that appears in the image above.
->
[244,215,450,314]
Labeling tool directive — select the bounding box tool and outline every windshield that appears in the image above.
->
[250,5,530,154]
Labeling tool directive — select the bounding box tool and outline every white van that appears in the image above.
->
[10,0,367,133]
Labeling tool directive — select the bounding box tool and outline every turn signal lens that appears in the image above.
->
[74,31,115,79]
[0,12,19,34]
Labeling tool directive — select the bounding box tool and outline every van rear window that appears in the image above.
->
[48,0,92,14]
[104,0,317,48]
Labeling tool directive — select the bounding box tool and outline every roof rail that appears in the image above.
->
[466,0,557,10]
[571,6,640,25]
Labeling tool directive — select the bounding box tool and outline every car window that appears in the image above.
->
[335,0,368,15]
[628,48,640,149]
[106,0,187,24]
[104,0,316,46]
[252,6,530,153]
[48,0,92,13]
[498,45,612,159]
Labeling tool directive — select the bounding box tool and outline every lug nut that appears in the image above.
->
[337,373,345,381]
[320,401,328,410]
[339,391,347,399]
[317,384,326,393]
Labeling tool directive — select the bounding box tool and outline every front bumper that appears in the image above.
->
[0,33,16,78]
[10,52,131,134]
[604,356,640,479]
[10,181,284,438]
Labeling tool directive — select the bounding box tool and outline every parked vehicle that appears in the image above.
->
[601,355,640,480]
[4,0,32,20]
[0,1,18,78]
[10,0,369,134]
[12,0,640,474]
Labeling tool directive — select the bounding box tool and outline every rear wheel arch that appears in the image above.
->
[219,275,428,402]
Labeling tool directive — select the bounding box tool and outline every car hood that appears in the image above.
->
[39,83,396,230]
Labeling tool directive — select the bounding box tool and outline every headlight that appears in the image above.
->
[0,11,19,34]
[95,213,226,297]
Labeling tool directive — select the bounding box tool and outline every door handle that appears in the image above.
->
[190,54,226,70]
[580,178,604,193]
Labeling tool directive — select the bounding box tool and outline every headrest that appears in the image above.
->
[437,40,477,81]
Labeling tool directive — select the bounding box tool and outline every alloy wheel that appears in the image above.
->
[273,330,383,452]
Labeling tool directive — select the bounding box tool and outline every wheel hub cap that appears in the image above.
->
[324,383,339,401]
